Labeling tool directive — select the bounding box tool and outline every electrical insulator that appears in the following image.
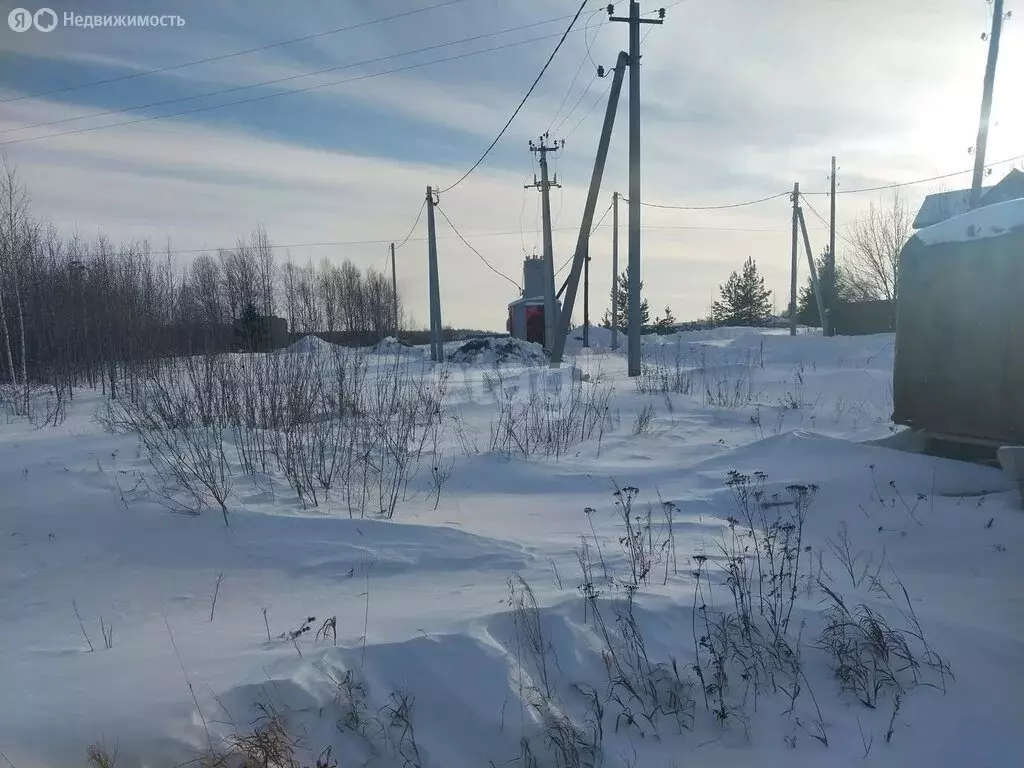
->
[658,7,665,18]
[597,65,606,78]
[606,4,614,17]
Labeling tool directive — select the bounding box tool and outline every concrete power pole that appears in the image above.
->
[390,241,398,335]
[526,134,563,354]
[583,242,590,348]
[610,1,664,377]
[789,182,800,337]
[611,190,619,350]
[828,156,836,336]
[971,0,1005,208]
[425,186,443,362]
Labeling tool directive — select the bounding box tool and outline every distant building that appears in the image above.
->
[507,255,560,345]
[233,314,288,352]
[912,169,1024,229]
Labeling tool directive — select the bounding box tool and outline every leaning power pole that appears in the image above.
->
[970,0,1005,208]
[551,52,628,365]
[789,182,800,337]
[610,1,664,377]
[611,190,620,350]
[527,134,563,353]
[425,186,443,362]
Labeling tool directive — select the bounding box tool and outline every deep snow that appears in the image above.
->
[1,328,1021,768]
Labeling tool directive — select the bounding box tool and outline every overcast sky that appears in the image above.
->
[1,0,1021,330]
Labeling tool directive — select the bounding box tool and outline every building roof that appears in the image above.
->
[912,169,1024,229]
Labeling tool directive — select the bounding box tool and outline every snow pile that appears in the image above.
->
[915,196,1024,246]
[372,336,417,355]
[281,334,337,355]
[448,336,548,366]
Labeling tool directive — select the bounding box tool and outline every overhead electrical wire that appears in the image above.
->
[434,204,522,290]
[801,153,1024,195]
[623,191,792,210]
[0,0,475,104]
[564,76,612,139]
[2,14,604,140]
[617,151,1024,211]
[393,198,428,251]
[547,9,601,134]
[554,199,614,277]
[438,0,591,194]
[64,216,826,262]
[800,194,858,249]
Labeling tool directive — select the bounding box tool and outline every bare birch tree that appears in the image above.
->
[844,190,913,301]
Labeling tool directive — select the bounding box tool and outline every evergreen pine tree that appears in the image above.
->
[797,248,853,327]
[601,271,650,331]
[712,257,773,327]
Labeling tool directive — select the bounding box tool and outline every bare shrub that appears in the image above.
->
[817,573,952,740]
[631,402,655,435]
[103,353,234,524]
[689,473,827,740]
[488,373,615,460]
[826,523,884,588]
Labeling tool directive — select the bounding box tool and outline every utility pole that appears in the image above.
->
[828,156,836,336]
[970,0,1005,208]
[583,242,590,348]
[526,134,563,354]
[425,186,443,362]
[610,1,664,377]
[550,52,628,365]
[390,241,398,335]
[789,182,799,337]
[611,190,619,350]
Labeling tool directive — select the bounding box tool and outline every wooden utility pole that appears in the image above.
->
[828,155,837,336]
[611,190,619,350]
[971,0,1005,207]
[390,241,398,335]
[790,182,799,337]
[610,1,664,377]
[527,134,563,354]
[425,186,443,362]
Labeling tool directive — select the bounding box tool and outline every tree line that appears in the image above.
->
[597,191,912,330]
[0,161,404,405]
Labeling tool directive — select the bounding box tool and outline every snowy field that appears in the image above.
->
[1,328,1022,768]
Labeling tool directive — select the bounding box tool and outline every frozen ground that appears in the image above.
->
[1,328,1022,768]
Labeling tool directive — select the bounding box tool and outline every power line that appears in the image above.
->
[616,151,1024,211]
[2,15,594,138]
[801,152,1024,195]
[801,194,857,249]
[62,218,847,264]
[624,191,792,210]
[557,199,610,278]
[434,204,522,290]
[552,71,599,136]
[547,7,603,134]
[439,0,591,194]
[393,198,427,251]
[0,26,600,148]
[564,76,612,139]
[0,0,474,105]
